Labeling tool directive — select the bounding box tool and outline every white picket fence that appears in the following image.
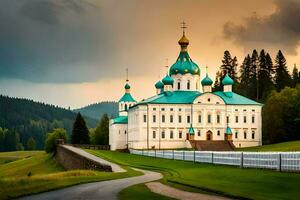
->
[129,149,300,172]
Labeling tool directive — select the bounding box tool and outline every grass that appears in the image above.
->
[239,140,300,151]
[0,151,141,200]
[0,151,42,165]
[87,149,300,200]
[119,184,175,200]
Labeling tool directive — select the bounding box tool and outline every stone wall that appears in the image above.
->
[55,145,112,172]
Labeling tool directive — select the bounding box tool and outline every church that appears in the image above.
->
[109,28,262,151]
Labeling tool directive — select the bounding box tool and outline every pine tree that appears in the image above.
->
[238,54,252,97]
[249,49,259,100]
[220,50,233,77]
[258,50,274,100]
[94,114,110,145]
[213,71,222,91]
[274,50,291,91]
[72,113,90,144]
[292,64,299,87]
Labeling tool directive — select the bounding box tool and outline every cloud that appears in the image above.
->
[223,0,300,55]
[0,0,113,83]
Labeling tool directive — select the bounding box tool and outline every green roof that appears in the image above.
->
[169,51,200,76]
[226,127,232,135]
[118,93,136,103]
[155,80,164,89]
[188,125,195,135]
[222,74,234,85]
[124,83,130,89]
[112,116,128,124]
[213,91,262,105]
[162,74,174,85]
[201,74,213,86]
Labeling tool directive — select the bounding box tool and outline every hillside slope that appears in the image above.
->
[0,95,97,150]
[74,102,118,120]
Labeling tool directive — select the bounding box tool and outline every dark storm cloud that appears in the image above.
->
[0,0,113,83]
[223,0,300,55]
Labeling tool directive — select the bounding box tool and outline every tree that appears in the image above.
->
[248,49,259,100]
[94,114,109,145]
[220,50,238,81]
[45,128,67,153]
[274,50,291,91]
[258,50,274,101]
[292,64,299,87]
[27,137,36,150]
[213,71,222,91]
[71,113,90,144]
[238,54,252,97]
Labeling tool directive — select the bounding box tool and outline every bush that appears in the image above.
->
[45,128,67,153]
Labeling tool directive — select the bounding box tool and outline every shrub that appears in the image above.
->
[45,128,67,154]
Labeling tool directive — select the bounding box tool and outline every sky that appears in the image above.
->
[0,0,299,109]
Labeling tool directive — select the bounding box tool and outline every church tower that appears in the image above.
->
[118,71,136,116]
[169,22,201,91]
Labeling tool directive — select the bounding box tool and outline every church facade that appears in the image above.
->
[109,31,262,151]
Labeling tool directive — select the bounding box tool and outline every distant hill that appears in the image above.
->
[74,102,118,120]
[0,95,97,150]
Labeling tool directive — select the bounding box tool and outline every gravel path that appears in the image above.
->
[63,145,125,172]
[146,182,232,200]
[18,169,162,200]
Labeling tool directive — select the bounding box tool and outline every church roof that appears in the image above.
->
[226,127,232,135]
[201,74,213,86]
[112,116,128,124]
[162,74,174,85]
[213,91,262,105]
[222,74,234,85]
[188,125,195,135]
[155,80,164,89]
[169,51,200,76]
[118,93,137,103]
[124,83,131,89]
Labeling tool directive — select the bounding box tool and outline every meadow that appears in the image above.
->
[239,140,300,151]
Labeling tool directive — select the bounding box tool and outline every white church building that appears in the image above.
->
[109,30,263,151]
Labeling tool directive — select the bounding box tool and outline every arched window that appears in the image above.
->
[125,104,128,111]
[187,80,190,90]
[177,82,181,90]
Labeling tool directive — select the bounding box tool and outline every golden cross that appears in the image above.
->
[205,66,208,74]
[126,68,129,82]
[181,21,187,34]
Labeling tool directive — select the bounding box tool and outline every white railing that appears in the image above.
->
[129,149,300,172]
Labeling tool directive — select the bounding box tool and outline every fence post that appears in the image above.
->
[277,153,281,172]
[240,152,244,168]
[183,151,185,161]
[163,150,165,158]
[155,149,156,158]
[212,152,214,164]
[193,151,196,163]
[173,150,175,160]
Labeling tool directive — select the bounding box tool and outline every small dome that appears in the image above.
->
[155,80,164,89]
[222,74,234,85]
[124,83,131,89]
[226,127,232,135]
[178,34,189,46]
[162,74,174,85]
[201,75,213,86]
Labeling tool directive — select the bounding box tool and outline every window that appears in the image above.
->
[162,115,165,123]
[170,108,174,111]
[161,108,165,111]
[217,114,220,123]
[252,131,255,139]
[235,131,238,139]
[170,115,174,123]
[153,131,156,139]
[235,109,238,111]
[244,131,247,139]
[187,115,191,123]
[244,116,247,123]
[235,116,239,123]
[217,130,220,136]
[252,115,255,123]
[208,98,211,102]
[187,80,190,89]
[208,114,211,123]
[179,108,182,111]
[226,116,230,123]
[143,115,147,123]
[125,104,128,111]
[125,130,127,134]
[197,130,201,136]
[170,131,174,139]
[162,131,165,139]
[198,115,201,123]
[178,82,181,90]
[178,115,182,123]
[179,131,182,138]
[153,115,156,123]
[153,108,156,111]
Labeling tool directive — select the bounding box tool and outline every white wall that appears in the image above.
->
[109,120,128,150]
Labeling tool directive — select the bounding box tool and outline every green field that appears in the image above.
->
[239,140,300,151]
[87,149,300,200]
[0,151,140,200]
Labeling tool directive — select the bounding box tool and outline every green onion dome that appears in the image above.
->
[201,74,213,86]
[162,74,174,85]
[222,74,234,85]
[124,83,131,89]
[155,80,164,89]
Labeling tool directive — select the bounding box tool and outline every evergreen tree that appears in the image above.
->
[94,114,109,145]
[238,55,252,97]
[71,113,90,144]
[274,50,291,91]
[27,137,36,150]
[213,71,222,91]
[249,49,259,100]
[292,64,299,87]
[220,50,238,81]
[258,50,274,100]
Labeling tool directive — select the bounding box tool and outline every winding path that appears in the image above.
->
[19,168,162,200]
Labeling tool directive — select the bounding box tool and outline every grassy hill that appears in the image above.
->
[238,140,300,151]
[74,101,118,120]
[0,95,97,151]
[0,151,139,199]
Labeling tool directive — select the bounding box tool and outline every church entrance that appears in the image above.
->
[206,131,213,141]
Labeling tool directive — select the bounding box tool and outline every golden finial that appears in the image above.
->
[178,21,189,52]
[205,66,208,75]
[181,21,187,35]
[126,68,129,82]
